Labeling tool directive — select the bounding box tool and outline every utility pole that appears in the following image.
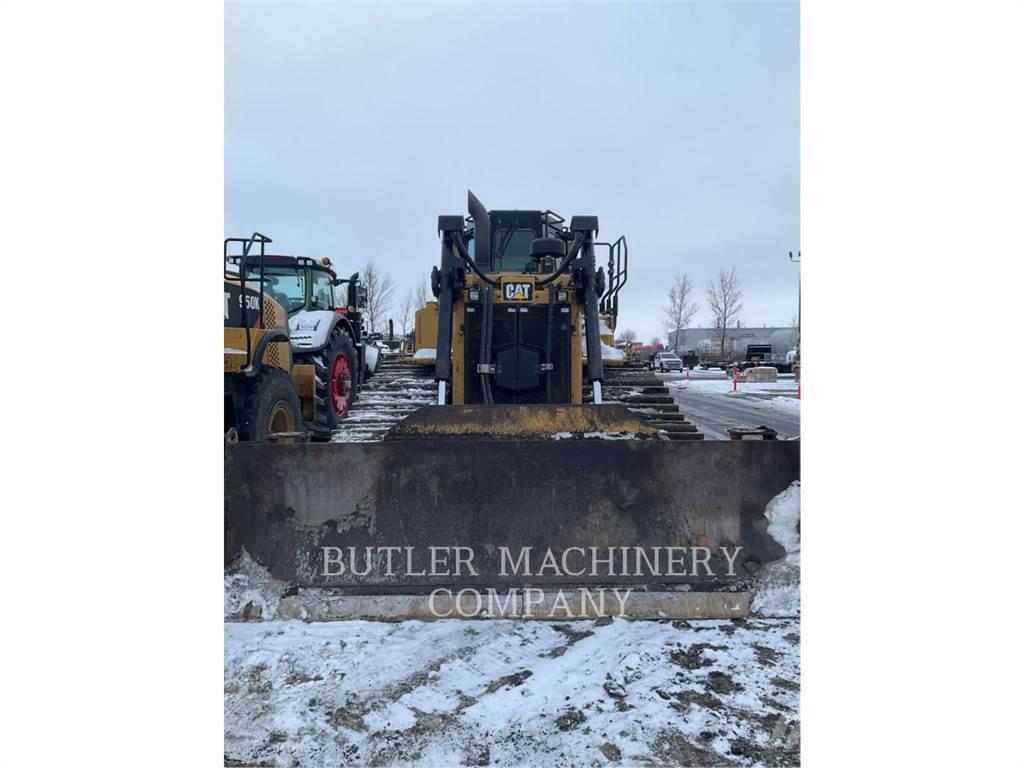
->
[788,251,801,350]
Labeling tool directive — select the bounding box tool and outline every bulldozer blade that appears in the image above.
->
[225,439,799,617]
[384,404,660,440]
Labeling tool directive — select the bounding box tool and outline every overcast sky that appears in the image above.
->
[226,1,799,342]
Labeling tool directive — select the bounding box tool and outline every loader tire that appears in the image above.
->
[240,366,302,442]
[310,329,358,429]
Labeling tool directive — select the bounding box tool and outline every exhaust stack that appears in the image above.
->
[467,189,490,268]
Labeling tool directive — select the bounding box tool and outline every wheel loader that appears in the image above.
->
[224,233,313,442]
[224,196,800,620]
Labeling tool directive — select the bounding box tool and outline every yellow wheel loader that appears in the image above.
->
[225,197,800,620]
[224,234,316,442]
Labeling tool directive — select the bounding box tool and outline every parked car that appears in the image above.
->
[649,352,684,372]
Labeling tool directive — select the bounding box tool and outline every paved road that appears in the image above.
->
[658,373,801,440]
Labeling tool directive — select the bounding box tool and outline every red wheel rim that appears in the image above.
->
[330,354,352,417]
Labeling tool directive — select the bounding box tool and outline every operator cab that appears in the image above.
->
[485,210,566,274]
[467,190,569,276]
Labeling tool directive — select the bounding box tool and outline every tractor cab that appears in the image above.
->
[230,255,338,315]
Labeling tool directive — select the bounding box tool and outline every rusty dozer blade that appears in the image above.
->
[225,438,799,620]
[385,404,660,440]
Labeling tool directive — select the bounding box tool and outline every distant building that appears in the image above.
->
[669,326,798,360]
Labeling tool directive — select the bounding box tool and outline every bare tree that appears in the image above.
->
[706,267,744,359]
[413,275,431,309]
[363,260,395,333]
[651,336,662,347]
[662,275,699,351]
[397,289,415,337]
[619,328,637,344]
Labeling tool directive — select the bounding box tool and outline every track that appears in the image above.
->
[588,363,705,440]
[330,358,437,443]
[332,359,705,442]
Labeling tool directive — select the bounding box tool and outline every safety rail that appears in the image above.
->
[597,236,628,317]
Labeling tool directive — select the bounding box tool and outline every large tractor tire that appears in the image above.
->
[309,329,358,430]
[240,367,303,442]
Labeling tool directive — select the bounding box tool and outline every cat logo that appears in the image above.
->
[503,282,533,301]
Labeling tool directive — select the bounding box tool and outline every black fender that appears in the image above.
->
[244,330,289,378]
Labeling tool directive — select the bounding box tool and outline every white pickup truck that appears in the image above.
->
[648,352,684,372]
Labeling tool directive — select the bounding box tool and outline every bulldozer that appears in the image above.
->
[397,190,646,437]
[224,196,800,620]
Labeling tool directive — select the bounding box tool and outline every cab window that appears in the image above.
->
[250,268,306,313]
[492,228,537,272]
[311,270,334,311]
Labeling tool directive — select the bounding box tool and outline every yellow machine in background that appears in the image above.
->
[223,234,316,441]
[411,301,439,362]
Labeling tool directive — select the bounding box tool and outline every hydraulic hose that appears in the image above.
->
[451,232,499,286]
[545,283,555,402]
[479,285,495,405]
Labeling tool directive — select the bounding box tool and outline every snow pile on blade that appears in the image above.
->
[751,482,801,617]
[550,431,640,440]
[224,549,289,622]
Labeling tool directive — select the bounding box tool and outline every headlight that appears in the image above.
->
[468,289,481,302]
[296,318,320,331]
[556,289,569,302]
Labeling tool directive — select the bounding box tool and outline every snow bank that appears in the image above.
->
[667,378,797,394]
[751,482,801,617]
[601,342,625,361]
[412,347,436,361]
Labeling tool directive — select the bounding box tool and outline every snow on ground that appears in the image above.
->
[225,616,800,767]
[666,376,800,415]
[667,378,797,395]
